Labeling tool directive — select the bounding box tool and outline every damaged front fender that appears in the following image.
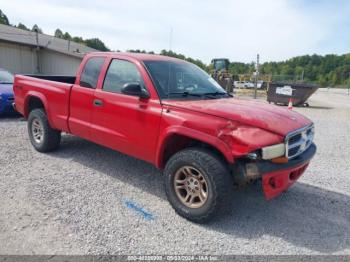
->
[217,120,284,157]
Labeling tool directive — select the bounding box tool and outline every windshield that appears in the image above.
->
[143,60,228,99]
[0,70,14,84]
[213,60,227,71]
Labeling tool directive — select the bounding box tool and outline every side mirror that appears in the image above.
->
[121,83,150,99]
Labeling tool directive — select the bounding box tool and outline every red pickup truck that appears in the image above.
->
[14,52,316,222]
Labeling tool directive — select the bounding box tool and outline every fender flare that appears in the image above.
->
[155,125,234,168]
[24,92,55,129]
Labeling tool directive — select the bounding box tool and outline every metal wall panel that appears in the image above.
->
[40,49,81,75]
[0,40,83,75]
[0,41,37,74]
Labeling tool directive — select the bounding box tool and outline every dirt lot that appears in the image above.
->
[0,88,349,255]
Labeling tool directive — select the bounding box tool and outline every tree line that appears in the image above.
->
[53,28,110,52]
[1,9,349,87]
[259,54,350,87]
[126,49,207,70]
[216,55,350,87]
[127,50,350,87]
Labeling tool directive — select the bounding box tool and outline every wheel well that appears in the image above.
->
[27,97,44,116]
[161,134,228,168]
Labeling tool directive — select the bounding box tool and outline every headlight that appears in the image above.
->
[261,143,285,160]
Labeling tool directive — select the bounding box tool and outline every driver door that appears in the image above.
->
[90,58,162,163]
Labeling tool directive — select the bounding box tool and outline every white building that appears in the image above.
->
[0,24,97,75]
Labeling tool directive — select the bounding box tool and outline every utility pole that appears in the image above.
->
[169,27,173,51]
[33,25,40,74]
[254,54,260,99]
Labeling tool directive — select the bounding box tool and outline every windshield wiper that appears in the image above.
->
[168,92,203,97]
[203,91,232,98]
[203,91,227,96]
[167,91,233,99]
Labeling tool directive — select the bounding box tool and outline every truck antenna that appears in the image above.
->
[169,27,173,51]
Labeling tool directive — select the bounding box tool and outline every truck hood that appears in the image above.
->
[0,83,14,95]
[163,98,312,136]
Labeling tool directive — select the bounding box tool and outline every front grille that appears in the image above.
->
[288,133,301,145]
[285,125,314,159]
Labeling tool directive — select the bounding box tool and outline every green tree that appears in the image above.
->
[72,36,85,44]
[160,49,207,70]
[31,24,43,34]
[63,32,71,40]
[317,75,328,87]
[330,73,339,86]
[294,66,304,80]
[345,77,350,89]
[228,62,252,75]
[17,23,29,30]
[54,29,64,38]
[280,65,293,76]
[0,9,10,25]
[256,53,350,87]
[128,49,145,53]
[85,38,110,51]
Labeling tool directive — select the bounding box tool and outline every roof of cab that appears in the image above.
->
[86,52,187,62]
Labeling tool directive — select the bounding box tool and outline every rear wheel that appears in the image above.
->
[28,108,61,152]
[164,148,233,223]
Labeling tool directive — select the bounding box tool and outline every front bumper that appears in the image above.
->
[259,143,317,199]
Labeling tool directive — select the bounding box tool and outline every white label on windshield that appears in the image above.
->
[208,77,222,89]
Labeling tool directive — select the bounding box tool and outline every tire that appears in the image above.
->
[28,108,61,152]
[164,148,233,223]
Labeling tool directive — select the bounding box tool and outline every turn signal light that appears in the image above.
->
[271,157,289,164]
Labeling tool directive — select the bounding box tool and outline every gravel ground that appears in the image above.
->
[0,88,349,255]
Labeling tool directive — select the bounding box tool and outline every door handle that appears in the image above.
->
[93,99,103,106]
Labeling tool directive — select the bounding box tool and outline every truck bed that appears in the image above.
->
[25,75,76,84]
[13,75,74,132]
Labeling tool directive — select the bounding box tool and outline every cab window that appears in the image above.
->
[80,57,105,88]
[103,59,144,93]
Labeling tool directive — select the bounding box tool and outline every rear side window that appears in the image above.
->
[80,57,105,88]
[103,59,144,93]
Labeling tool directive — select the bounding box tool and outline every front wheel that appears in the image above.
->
[164,148,233,223]
[28,108,61,152]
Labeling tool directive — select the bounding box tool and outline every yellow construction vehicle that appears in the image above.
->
[211,58,234,93]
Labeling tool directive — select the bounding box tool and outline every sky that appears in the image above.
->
[1,0,350,63]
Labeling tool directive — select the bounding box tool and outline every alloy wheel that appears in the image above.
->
[173,166,208,208]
